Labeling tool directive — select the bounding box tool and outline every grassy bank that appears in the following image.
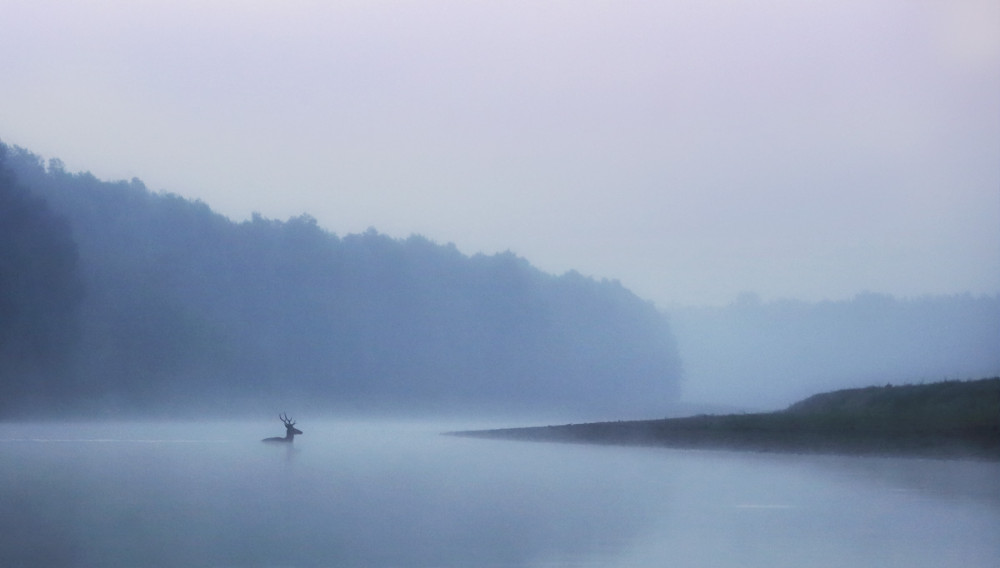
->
[452,378,1000,460]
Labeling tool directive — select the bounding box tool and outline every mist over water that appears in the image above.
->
[2,420,997,567]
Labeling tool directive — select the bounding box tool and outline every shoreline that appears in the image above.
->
[450,378,1000,461]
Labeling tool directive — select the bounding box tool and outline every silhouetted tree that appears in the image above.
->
[0,143,84,410]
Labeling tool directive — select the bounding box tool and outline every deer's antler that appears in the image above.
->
[280,413,295,426]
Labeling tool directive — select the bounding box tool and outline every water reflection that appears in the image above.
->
[1,421,998,567]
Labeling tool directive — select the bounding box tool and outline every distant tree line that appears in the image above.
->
[0,142,681,417]
[669,292,1000,409]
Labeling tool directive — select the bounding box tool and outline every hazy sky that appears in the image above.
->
[2,0,998,307]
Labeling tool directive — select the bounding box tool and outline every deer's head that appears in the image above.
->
[281,413,303,435]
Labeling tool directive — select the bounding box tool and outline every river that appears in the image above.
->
[2,420,997,567]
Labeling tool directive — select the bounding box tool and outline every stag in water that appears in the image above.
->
[262,413,303,443]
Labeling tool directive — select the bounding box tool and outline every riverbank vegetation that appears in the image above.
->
[454,378,1000,459]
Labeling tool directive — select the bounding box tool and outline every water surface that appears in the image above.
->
[2,420,997,567]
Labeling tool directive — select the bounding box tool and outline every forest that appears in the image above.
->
[2,140,998,419]
[0,143,681,418]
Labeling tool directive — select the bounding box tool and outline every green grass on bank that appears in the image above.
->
[454,378,1000,460]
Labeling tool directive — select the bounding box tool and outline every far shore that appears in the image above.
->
[450,378,1000,460]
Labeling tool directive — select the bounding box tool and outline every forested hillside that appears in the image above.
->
[4,141,996,419]
[1,143,681,417]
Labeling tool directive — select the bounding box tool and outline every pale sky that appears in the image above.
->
[2,0,998,307]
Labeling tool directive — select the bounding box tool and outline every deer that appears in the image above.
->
[262,413,303,443]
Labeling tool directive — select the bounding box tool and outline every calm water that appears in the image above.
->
[1,420,998,567]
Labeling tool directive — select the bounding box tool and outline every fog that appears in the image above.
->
[2,2,999,561]
[4,145,998,420]
[2,420,998,567]
[2,1,997,307]
[670,293,1000,409]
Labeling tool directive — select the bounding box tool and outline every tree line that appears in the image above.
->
[669,292,1000,409]
[0,143,681,417]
